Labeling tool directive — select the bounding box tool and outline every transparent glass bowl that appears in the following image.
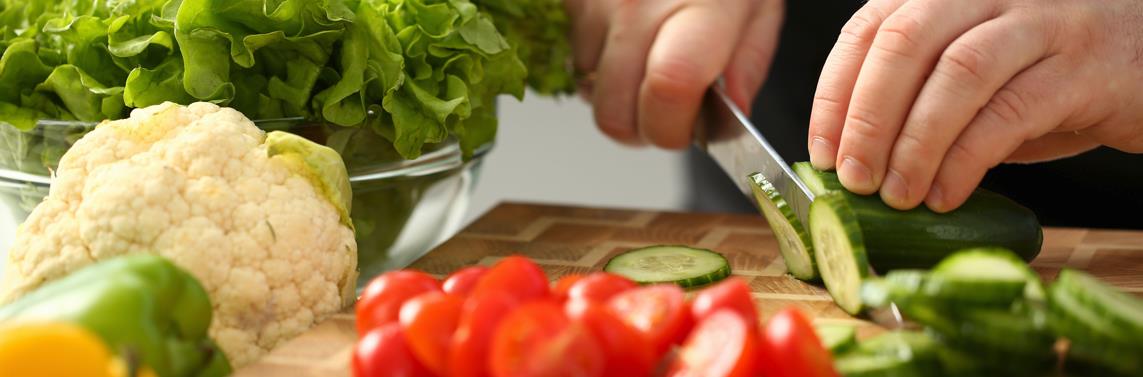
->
[0,118,488,288]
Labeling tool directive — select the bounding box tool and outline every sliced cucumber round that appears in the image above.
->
[809,191,870,315]
[923,248,1031,306]
[1054,268,1143,339]
[793,161,844,196]
[748,173,816,280]
[814,324,858,355]
[603,245,730,288]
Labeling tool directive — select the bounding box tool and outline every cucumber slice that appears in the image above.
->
[927,309,1056,361]
[809,191,870,315]
[834,354,928,377]
[814,324,858,355]
[748,173,816,280]
[836,331,941,377]
[603,245,730,288]
[1054,268,1143,339]
[924,248,1031,306]
[792,162,844,196]
[861,270,929,309]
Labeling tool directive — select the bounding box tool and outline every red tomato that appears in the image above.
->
[356,270,440,334]
[491,302,605,377]
[565,299,655,377]
[449,291,520,377]
[756,307,840,377]
[567,273,637,303]
[398,292,464,376]
[690,277,758,325]
[472,255,549,302]
[352,323,432,377]
[551,274,586,302]
[667,309,758,377]
[607,284,692,356]
[443,266,490,297]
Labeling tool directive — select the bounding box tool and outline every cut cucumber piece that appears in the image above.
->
[603,245,730,288]
[861,270,929,309]
[794,164,1043,273]
[926,309,1056,361]
[834,353,928,377]
[748,173,816,280]
[814,324,858,355]
[836,331,941,377]
[924,248,1031,306]
[809,191,870,315]
[1054,268,1143,339]
[793,162,844,196]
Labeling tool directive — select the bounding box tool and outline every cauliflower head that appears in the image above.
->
[0,102,359,367]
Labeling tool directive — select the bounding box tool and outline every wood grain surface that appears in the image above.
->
[237,202,1143,376]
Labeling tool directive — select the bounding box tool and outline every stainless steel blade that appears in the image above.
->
[694,83,815,226]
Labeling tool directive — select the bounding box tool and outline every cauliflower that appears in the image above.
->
[0,102,359,367]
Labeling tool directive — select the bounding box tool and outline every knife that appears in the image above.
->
[693,80,909,330]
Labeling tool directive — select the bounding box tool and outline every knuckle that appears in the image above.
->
[939,41,993,86]
[946,140,992,169]
[839,7,883,42]
[981,87,1032,125]
[872,14,925,58]
[844,110,890,141]
[644,58,708,105]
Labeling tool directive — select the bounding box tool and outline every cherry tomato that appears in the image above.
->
[443,266,490,297]
[607,284,692,356]
[356,270,440,334]
[472,255,549,303]
[491,302,605,377]
[551,274,586,302]
[565,299,655,377]
[756,307,840,377]
[353,323,432,377]
[667,309,758,377]
[399,292,463,376]
[567,273,637,303]
[689,277,758,325]
[449,291,520,377]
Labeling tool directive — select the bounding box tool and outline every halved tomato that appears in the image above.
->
[565,299,655,377]
[567,273,637,303]
[472,255,549,303]
[398,292,463,376]
[668,309,758,377]
[353,323,432,377]
[551,274,586,302]
[491,302,604,377]
[607,284,691,356]
[356,270,440,334]
[449,291,519,377]
[443,266,490,297]
[689,277,757,325]
[756,307,840,377]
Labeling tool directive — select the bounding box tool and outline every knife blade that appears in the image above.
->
[693,81,814,227]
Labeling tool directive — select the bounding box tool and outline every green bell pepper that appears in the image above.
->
[0,254,231,377]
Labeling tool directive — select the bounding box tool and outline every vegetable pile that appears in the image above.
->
[352,255,843,377]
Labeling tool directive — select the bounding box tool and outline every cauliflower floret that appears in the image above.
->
[0,102,359,367]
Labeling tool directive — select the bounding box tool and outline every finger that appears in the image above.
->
[570,0,612,103]
[1004,132,1099,164]
[722,0,784,114]
[807,0,908,171]
[638,0,753,149]
[835,0,1000,195]
[881,14,1048,209]
[591,0,679,144]
[927,55,1076,212]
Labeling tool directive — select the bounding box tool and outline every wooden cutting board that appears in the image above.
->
[236,202,1143,376]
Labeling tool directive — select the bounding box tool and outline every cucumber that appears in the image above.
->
[927,309,1056,361]
[924,248,1031,306]
[748,173,816,280]
[814,324,858,355]
[835,331,942,377]
[603,245,730,288]
[809,191,871,314]
[793,162,844,195]
[834,354,928,377]
[1048,277,1143,375]
[797,164,1043,273]
[860,270,928,309]
[1053,268,1143,338]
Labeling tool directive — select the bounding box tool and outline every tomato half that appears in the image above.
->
[756,307,840,377]
[567,273,637,303]
[399,292,464,376]
[356,270,441,334]
[551,274,586,302]
[607,284,691,356]
[472,255,550,303]
[689,277,758,325]
[353,323,432,377]
[491,302,604,377]
[667,309,757,377]
[565,299,655,377]
[449,291,520,377]
[443,266,490,297]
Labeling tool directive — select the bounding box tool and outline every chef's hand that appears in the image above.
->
[567,0,784,148]
[808,0,1143,212]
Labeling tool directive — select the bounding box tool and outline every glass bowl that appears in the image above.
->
[0,118,489,289]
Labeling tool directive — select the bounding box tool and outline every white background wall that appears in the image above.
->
[464,93,691,224]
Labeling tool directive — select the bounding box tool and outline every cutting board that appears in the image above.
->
[236,202,1143,376]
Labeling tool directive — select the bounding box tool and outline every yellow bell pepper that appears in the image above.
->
[0,322,157,377]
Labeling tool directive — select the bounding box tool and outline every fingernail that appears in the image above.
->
[881,169,909,207]
[838,156,874,193]
[925,185,944,212]
[809,137,835,169]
